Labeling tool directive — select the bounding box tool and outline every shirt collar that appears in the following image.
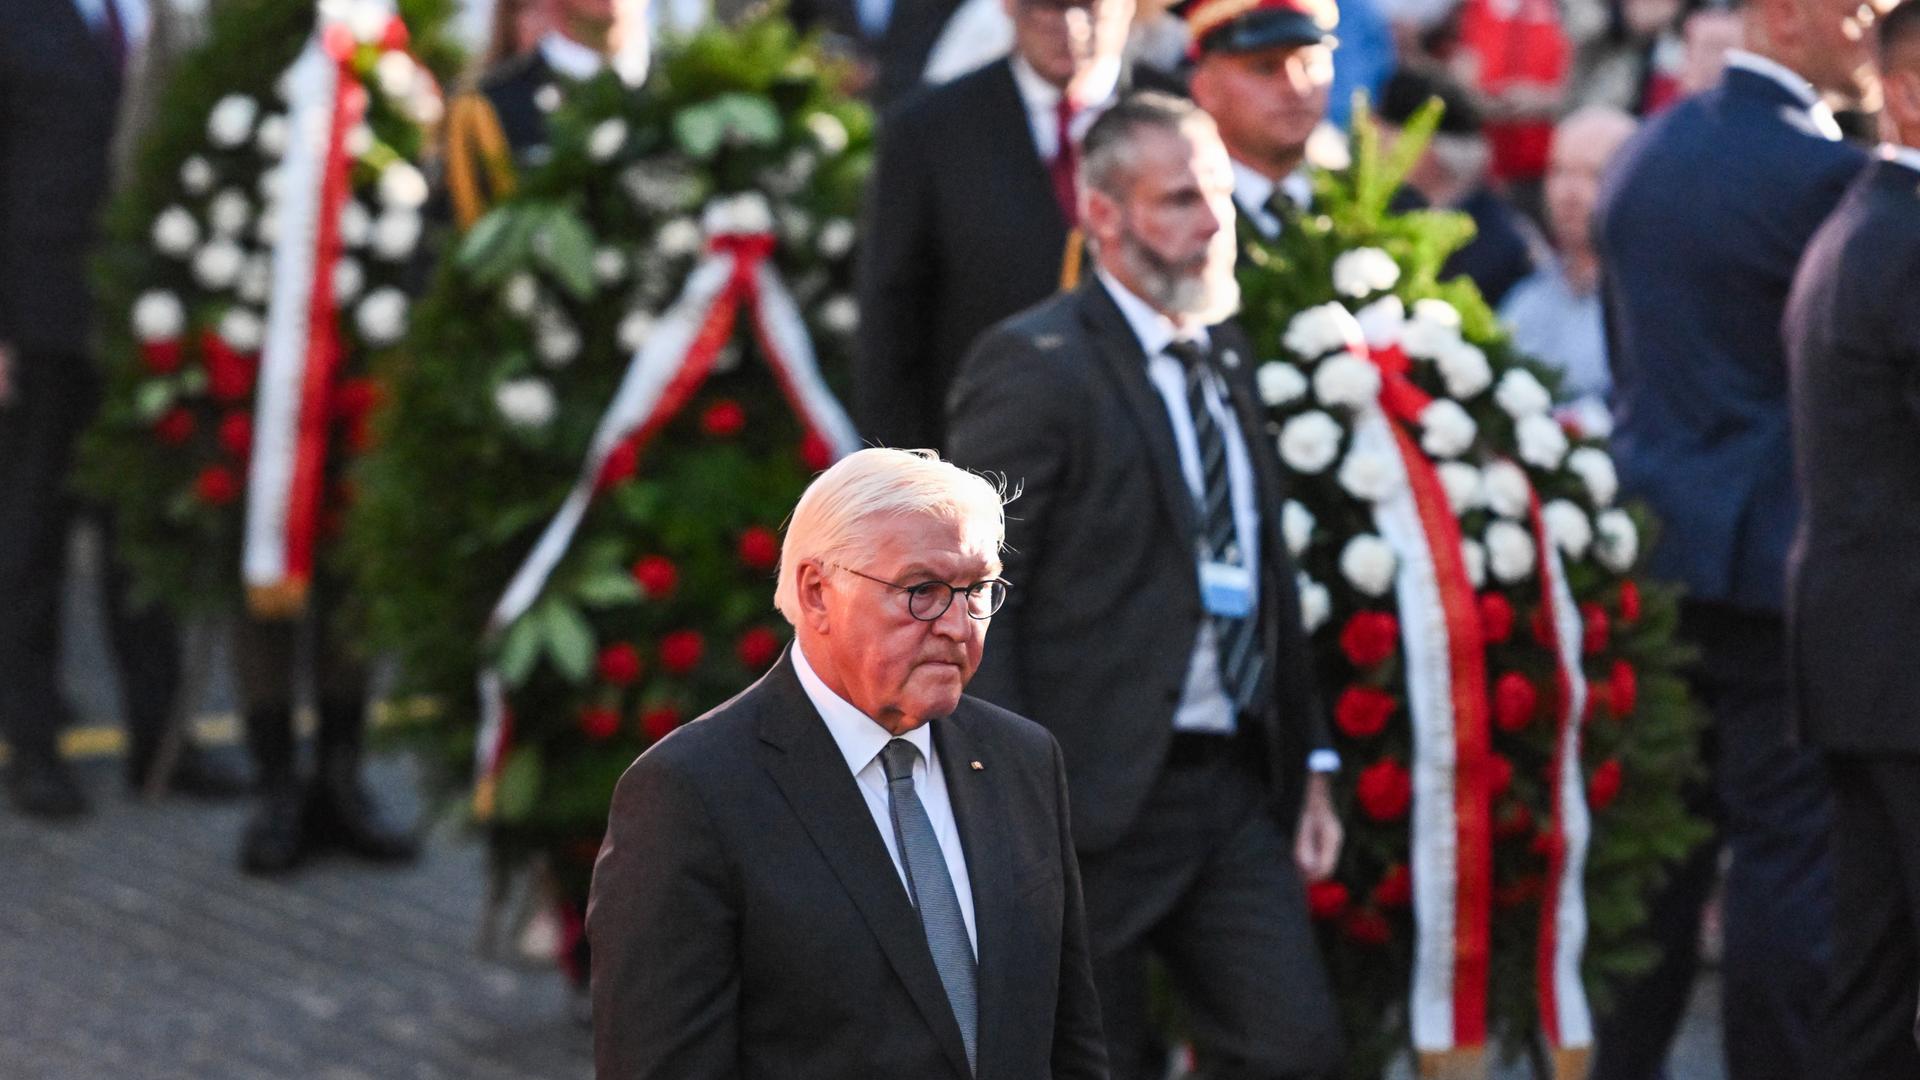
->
[1231,159,1277,215]
[1879,142,1920,178]
[1009,53,1123,114]
[792,641,935,779]
[1096,267,1209,361]
[540,30,607,81]
[1724,50,1821,110]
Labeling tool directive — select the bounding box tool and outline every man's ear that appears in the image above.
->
[794,560,833,636]
[1083,185,1121,247]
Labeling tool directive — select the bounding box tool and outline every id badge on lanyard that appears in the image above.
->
[1198,558,1254,619]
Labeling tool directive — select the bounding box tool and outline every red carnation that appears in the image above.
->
[1494,875,1544,909]
[1339,611,1399,670]
[1334,685,1395,739]
[153,407,195,446]
[1582,603,1610,655]
[597,438,640,492]
[659,630,705,675]
[1372,864,1413,909]
[597,642,643,686]
[632,555,679,598]
[1608,660,1638,720]
[737,626,782,670]
[1479,592,1514,644]
[579,705,620,742]
[1494,800,1534,840]
[218,412,253,458]
[1588,758,1624,810]
[140,340,183,375]
[1531,605,1557,648]
[201,332,255,403]
[1341,908,1392,947]
[1356,758,1413,822]
[1487,753,1514,797]
[701,399,746,438]
[640,705,683,743]
[1493,672,1539,732]
[799,432,833,472]
[1531,829,1567,862]
[737,527,781,571]
[379,13,409,49]
[333,376,381,419]
[194,464,239,506]
[1618,580,1642,624]
[1307,880,1351,921]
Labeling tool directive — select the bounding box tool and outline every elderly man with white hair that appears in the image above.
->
[586,447,1108,1080]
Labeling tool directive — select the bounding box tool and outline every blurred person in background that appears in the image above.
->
[791,0,964,103]
[1448,0,1568,211]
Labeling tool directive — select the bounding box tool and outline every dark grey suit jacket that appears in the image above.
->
[945,279,1332,854]
[790,0,961,107]
[587,652,1108,1080]
[1784,156,1920,755]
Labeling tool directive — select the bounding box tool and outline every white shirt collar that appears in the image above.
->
[1231,159,1311,237]
[1096,267,1210,361]
[1008,52,1123,113]
[1231,159,1277,214]
[1879,143,1920,177]
[1724,50,1821,109]
[791,641,935,780]
[540,30,607,81]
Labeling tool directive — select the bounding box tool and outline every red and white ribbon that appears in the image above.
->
[472,199,859,816]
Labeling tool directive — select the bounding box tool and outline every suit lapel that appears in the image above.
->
[1078,280,1201,542]
[934,709,1012,1078]
[979,60,1069,237]
[756,657,974,1079]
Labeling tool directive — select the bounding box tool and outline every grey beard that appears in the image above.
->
[1114,228,1241,325]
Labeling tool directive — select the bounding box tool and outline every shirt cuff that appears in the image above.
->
[1307,749,1342,774]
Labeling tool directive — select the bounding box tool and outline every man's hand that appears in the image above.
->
[0,341,15,408]
[1293,772,1343,883]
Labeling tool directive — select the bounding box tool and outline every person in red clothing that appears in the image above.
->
[1449,0,1571,201]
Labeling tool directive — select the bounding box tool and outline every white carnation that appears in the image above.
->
[207,94,257,148]
[151,206,199,256]
[1438,461,1483,515]
[1482,460,1533,518]
[374,51,418,99]
[1282,500,1315,557]
[535,84,562,113]
[1435,340,1493,399]
[535,309,580,366]
[703,192,775,237]
[1567,447,1619,507]
[238,256,272,303]
[588,118,629,162]
[179,156,215,195]
[1298,573,1331,632]
[377,162,429,210]
[220,307,264,352]
[1331,247,1401,298]
[342,0,393,40]
[494,377,557,429]
[1353,294,1406,349]
[1278,411,1343,474]
[371,209,421,261]
[333,257,364,302]
[1516,413,1570,470]
[254,113,288,158]
[1283,302,1357,360]
[338,200,371,248]
[1338,447,1402,502]
[805,111,849,154]
[1461,538,1488,588]
[1256,361,1308,406]
[254,207,279,246]
[655,217,703,257]
[256,166,282,203]
[355,287,408,346]
[1485,519,1537,584]
[345,123,375,159]
[1543,499,1593,559]
[1312,351,1381,410]
[192,240,244,290]
[209,189,251,237]
[617,310,656,352]
[818,295,859,334]
[1595,510,1639,572]
[131,290,184,342]
[1400,298,1462,359]
[816,218,856,259]
[593,247,628,284]
[1495,368,1553,418]
[1419,398,1478,459]
[501,273,539,317]
[1412,297,1461,329]
[1340,534,1398,597]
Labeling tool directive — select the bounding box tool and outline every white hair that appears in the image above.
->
[773,448,1007,625]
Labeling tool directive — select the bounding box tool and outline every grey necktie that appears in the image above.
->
[880,738,977,1074]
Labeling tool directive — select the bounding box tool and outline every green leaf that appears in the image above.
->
[712,93,782,146]
[614,480,667,526]
[542,598,596,682]
[535,207,597,301]
[134,380,176,421]
[576,569,643,607]
[672,104,725,159]
[458,207,538,285]
[493,745,544,823]
[497,614,545,687]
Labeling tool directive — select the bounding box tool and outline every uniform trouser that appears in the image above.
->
[1818,754,1920,1080]
[229,572,366,783]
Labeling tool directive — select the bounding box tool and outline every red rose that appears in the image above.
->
[1334,685,1395,739]
[1582,603,1609,655]
[1487,753,1514,797]
[737,526,781,571]
[1340,908,1392,946]
[201,331,255,403]
[632,555,679,598]
[218,412,253,458]
[1307,880,1351,920]
[1339,611,1399,670]
[1356,758,1413,822]
[701,399,746,438]
[579,705,620,741]
[799,432,834,472]
[640,705,682,742]
[153,407,195,446]
[597,642,643,686]
[1372,864,1413,909]
[1618,580,1642,624]
[194,464,239,506]
[659,630,705,675]
[737,626,782,670]
[1494,875,1544,909]
[333,376,381,420]
[1494,800,1534,840]
[140,340,183,375]
[1531,829,1567,862]
[1493,672,1539,732]
[1608,660,1637,720]
[1588,758,1623,810]
[1531,605,1557,649]
[597,438,640,492]
[1478,592,1514,644]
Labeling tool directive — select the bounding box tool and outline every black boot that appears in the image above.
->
[306,699,417,864]
[239,705,306,875]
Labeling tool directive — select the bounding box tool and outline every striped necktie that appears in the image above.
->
[880,738,977,1074]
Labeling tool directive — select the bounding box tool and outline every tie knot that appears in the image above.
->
[1264,186,1298,222]
[1166,338,1210,373]
[880,738,920,784]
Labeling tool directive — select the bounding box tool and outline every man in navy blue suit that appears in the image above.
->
[1785,3,1920,1074]
[1591,0,1876,1074]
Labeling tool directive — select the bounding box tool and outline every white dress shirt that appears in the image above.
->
[71,0,149,51]
[1008,53,1123,163]
[792,643,979,957]
[540,30,607,80]
[1097,269,1260,735]
[1232,159,1313,240]
[1723,49,1843,142]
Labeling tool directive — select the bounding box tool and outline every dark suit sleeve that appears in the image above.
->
[945,327,1077,717]
[854,106,941,449]
[588,756,740,1080]
[1048,735,1109,1080]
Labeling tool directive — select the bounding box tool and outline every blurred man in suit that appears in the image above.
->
[0,0,247,819]
[854,0,1139,451]
[588,448,1106,1080]
[948,93,1343,1079]
[1785,4,1920,1073]
[1592,0,1875,1073]
[792,0,964,105]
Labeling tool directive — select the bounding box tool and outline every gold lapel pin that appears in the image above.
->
[970,760,984,771]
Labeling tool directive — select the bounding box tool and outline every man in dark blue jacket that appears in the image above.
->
[1591,0,1874,1073]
